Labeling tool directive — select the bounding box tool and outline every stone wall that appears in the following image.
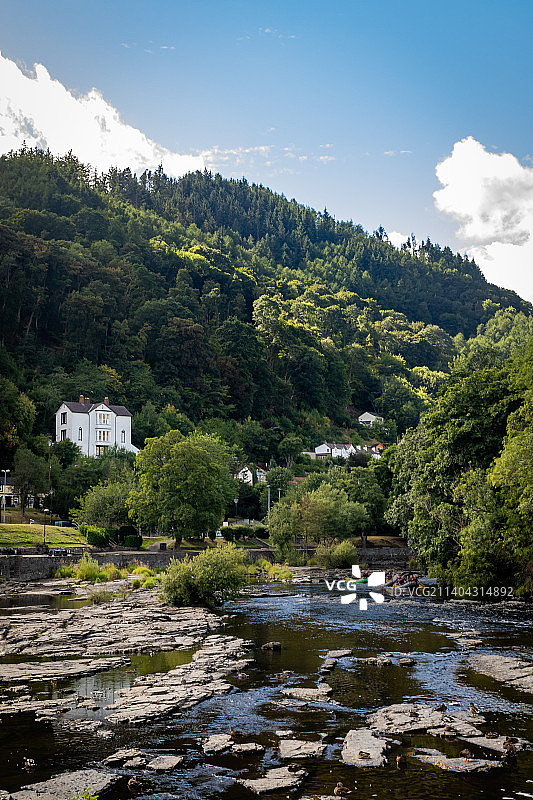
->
[0,544,408,583]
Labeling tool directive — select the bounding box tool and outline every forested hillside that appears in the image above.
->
[0,148,531,465]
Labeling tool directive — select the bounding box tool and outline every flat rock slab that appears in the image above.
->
[367,703,482,737]
[7,770,122,800]
[203,734,234,754]
[282,684,332,702]
[105,635,253,725]
[342,729,389,766]
[231,743,265,754]
[238,766,306,793]
[279,739,326,759]
[413,748,502,772]
[326,649,352,658]
[0,658,130,685]
[469,654,533,694]
[461,735,528,754]
[146,754,184,770]
[103,748,145,766]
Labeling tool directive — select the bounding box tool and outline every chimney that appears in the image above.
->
[104,396,109,406]
[79,394,85,404]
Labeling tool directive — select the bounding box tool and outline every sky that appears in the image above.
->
[1,0,532,301]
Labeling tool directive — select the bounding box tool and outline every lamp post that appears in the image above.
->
[267,484,271,520]
[233,497,238,521]
[2,469,10,524]
[43,508,49,546]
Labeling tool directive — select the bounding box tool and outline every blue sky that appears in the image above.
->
[1,0,533,299]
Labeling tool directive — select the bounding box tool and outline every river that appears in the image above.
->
[0,584,532,799]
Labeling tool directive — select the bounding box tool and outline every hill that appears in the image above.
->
[0,147,531,464]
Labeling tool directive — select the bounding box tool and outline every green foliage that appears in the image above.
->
[88,587,113,604]
[159,543,248,607]
[76,553,104,582]
[79,524,109,548]
[72,475,133,531]
[330,540,358,568]
[11,446,48,518]
[101,563,121,581]
[54,564,76,578]
[65,789,98,800]
[127,429,237,541]
[131,578,142,589]
[142,577,158,589]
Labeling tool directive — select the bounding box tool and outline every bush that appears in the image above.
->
[76,553,104,582]
[132,566,153,577]
[160,543,248,608]
[330,541,358,568]
[252,525,268,539]
[101,563,121,581]
[80,524,109,548]
[131,578,142,589]
[267,563,293,581]
[88,587,113,604]
[124,533,142,548]
[142,577,157,589]
[54,564,76,578]
[314,543,333,567]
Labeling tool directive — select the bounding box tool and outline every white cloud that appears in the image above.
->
[0,51,203,177]
[388,230,409,249]
[434,136,533,302]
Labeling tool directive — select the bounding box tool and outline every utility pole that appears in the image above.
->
[2,469,10,524]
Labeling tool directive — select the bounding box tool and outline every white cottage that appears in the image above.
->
[358,411,384,427]
[55,395,138,457]
[314,442,357,460]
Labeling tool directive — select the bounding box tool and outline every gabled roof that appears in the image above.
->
[63,402,132,417]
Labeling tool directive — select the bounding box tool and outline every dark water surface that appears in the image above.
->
[0,586,532,799]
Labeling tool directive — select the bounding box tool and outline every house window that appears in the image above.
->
[78,427,83,441]
[96,445,107,456]
[60,412,67,424]
[121,430,125,443]
[60,429,66,440]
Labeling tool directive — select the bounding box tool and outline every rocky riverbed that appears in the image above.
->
[0,580,532,800]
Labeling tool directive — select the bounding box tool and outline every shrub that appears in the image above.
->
[124,533,142,548]
[314,544,333,567]
[330,541,358,568]
[142,577,157,589]
[80,524,110,548]
[131,578,142,589]
[54,564,76,578]
[252,525,268,539]
[88,587,113,604]
[76,553,103,582]
[231,525,251,540]
[101,563,121,581]
[160,543,248,608]
[132,566,153,577]
[267,563,293,581]
[65,790,98,800]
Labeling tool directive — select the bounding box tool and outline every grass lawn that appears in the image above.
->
[0,524,87,549]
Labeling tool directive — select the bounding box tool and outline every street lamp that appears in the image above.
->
[233,497,239,520]
[267,484,271,520]
[2,469,10,524]
[43,508,49,546]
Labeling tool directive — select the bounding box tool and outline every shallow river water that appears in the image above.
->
[1,585,532,799]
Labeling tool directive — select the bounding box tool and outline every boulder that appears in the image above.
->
[261,641,282,651]
[203,733,233,754]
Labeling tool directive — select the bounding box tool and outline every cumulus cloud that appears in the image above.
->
[0,51,203,177]
[388,230,409,249]
[434,136,533,302]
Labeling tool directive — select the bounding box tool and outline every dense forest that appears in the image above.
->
[1,148,532,591]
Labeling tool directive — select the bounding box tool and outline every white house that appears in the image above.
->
[358,411,384,427]
[314,442,357,460]
[55,395,138,457]
[235,466,254,485]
